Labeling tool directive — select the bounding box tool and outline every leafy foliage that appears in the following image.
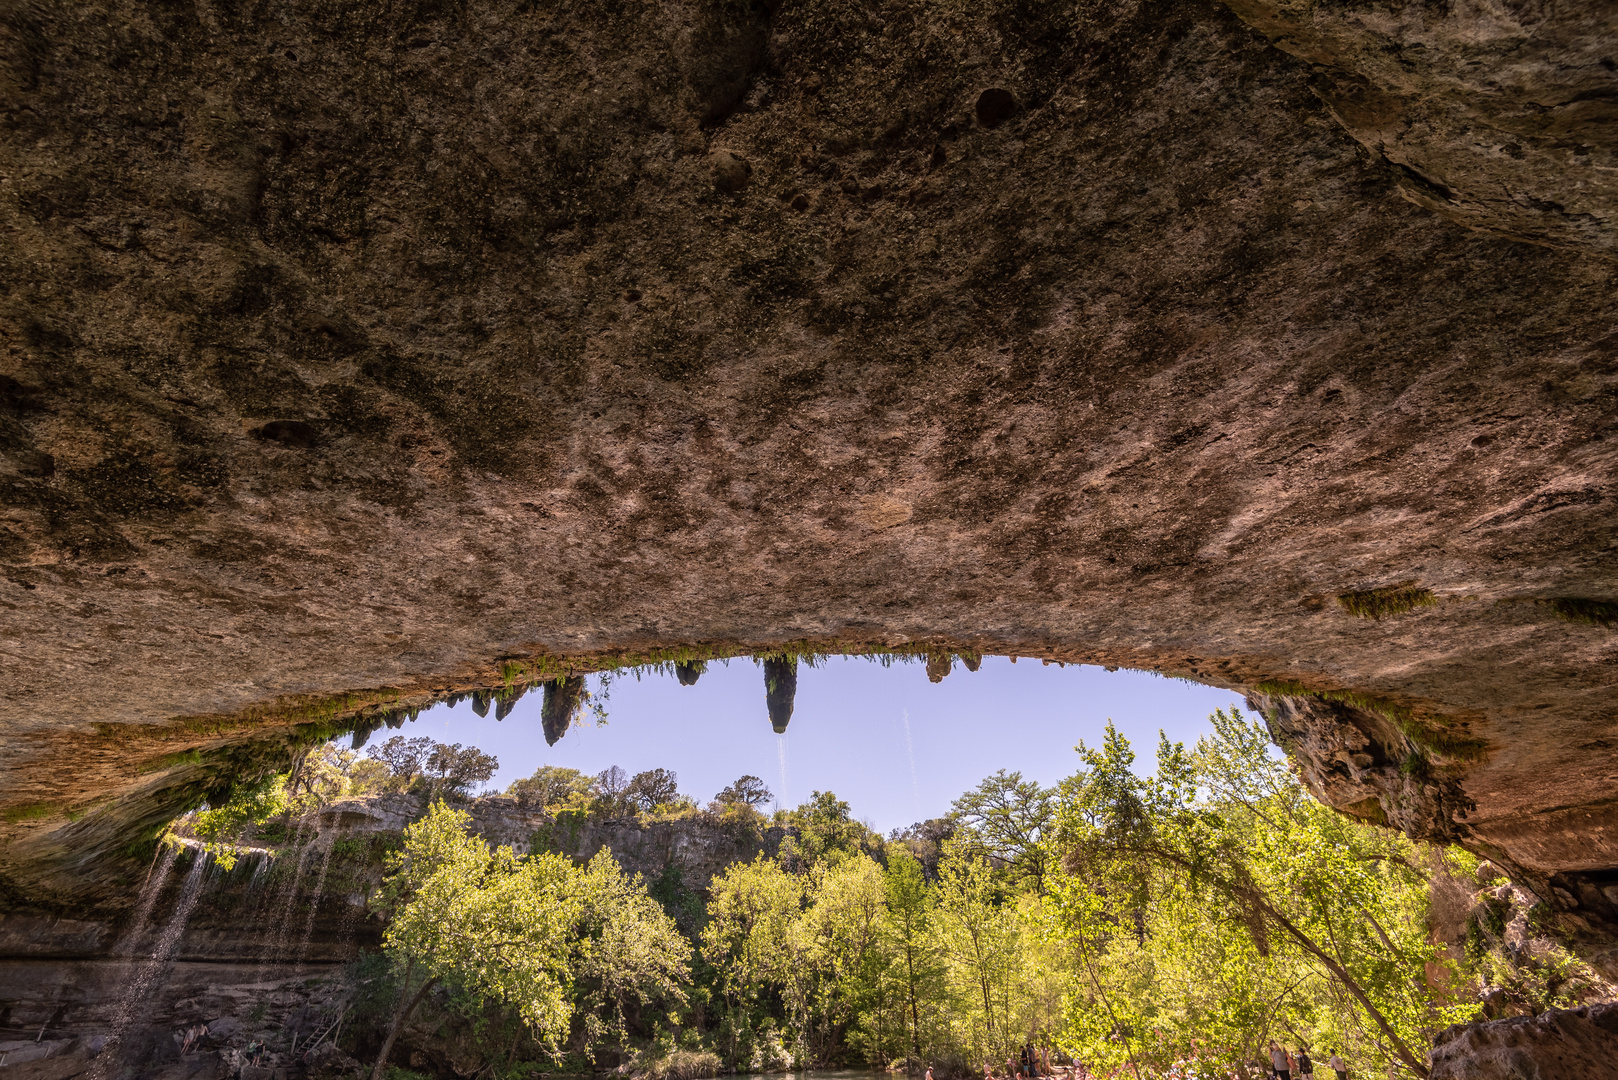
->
[1336,585,1438,620]
[1050,710,1473,1078]
[191,774,288,868]
[507,765,594,809]
[949,769,1054,892]
[373,802,690,1075]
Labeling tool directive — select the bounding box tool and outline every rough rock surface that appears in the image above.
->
[1429,1002,1618,1079]
[1223,0,1618,257]
[0,0,1616,992]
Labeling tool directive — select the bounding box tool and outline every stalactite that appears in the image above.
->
[763,656,797,733]
[541,677,587,745]
[494,683,526,720]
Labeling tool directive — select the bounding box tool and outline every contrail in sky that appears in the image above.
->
[902,708,920,817]
[776,734,788,811]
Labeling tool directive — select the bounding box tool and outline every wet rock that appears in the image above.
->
[763,657,796,734]
[675,661,706,686]
[711,151,752,194]
[541,677,587,746]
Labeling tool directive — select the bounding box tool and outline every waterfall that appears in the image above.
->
[265,820,316,968]
[293,832,336,970]
[92,850,211,1080]
[113,843,178,958]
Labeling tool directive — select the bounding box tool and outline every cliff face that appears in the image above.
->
[0,800,779,1080]
[0,0,1615,983]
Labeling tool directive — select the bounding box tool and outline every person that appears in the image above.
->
[1296,1047,1314,1079]
[926,1068,935,1080]
[1269,1041,1291,1080]
[984,1062,995,1080]
[1327,1050,1347,1080]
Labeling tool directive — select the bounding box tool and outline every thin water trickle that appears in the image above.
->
[267,820,316,967]
[113,844,178,958]
[93,850,211,1080]
[294,831,337,970]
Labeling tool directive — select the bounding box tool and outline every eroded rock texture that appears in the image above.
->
[0,0,1615,971]
[1223,0,1618,257]
[1430,1002,1618,1079]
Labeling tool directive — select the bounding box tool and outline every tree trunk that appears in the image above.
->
[369,968,439,1080]
[1248,892,1428,1078]
[906,945,921,1057]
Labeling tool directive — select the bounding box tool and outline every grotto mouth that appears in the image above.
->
[5,655,1613,1080]
[3,0,1618,1069]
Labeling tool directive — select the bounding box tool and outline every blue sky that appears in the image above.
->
[386,657,1245,833]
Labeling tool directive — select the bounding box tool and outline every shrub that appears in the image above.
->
[1547,598,1618,627]
[633,1049,722,1080]
[1336,584,1438,620]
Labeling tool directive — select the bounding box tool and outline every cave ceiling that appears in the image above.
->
[0,0,1615,955]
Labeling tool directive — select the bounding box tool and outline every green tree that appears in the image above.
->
[424,742,499,799]
[951,769,1055,893]
[1052,712,1468,1078]
[508,765,593,809]
[372,802,689,1079]
[801,854,888,1062]
[779,790,878,871]
[627,768,682,813]
[881,848,939,1058]
[370,735,434,788]
[570,851,692,1058]
[932,839,1021,1061]
[191,774,288,869]
[712,774,773,810]
[701,856,806,1067]
[372,802,582,1079]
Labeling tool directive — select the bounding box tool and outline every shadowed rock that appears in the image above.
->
[1430,1002,1618,1079]
[675,661,706,686]
[763,657,797,734]
[541,677,587,746]
[494,684,525,721]
[470,690,492,718]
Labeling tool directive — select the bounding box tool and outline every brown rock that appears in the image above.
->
[975,88,1018,129]
[711,150,752,194]
[1430,1004,1618,1079]
[0,0,1615,993]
